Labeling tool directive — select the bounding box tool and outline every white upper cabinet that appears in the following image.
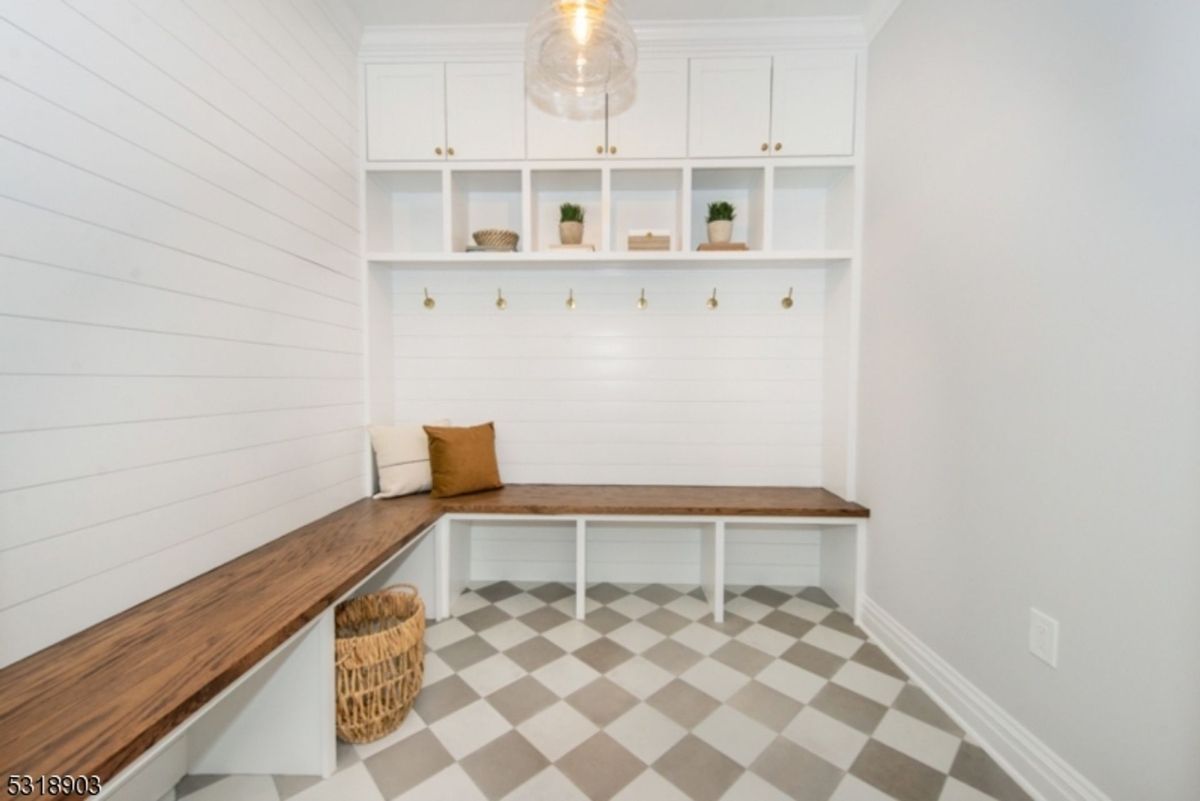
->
[445,62,526,160]
[688,57,773,157]
[526,99,608,160]
[771,51,857,156]
[607,58,688,159]
[366,64,446,161]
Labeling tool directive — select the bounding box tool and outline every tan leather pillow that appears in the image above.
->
[423,422,503,498]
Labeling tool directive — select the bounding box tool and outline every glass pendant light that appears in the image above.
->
[525,0,637,119]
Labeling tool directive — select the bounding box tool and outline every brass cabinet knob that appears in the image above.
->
[774,142,783,152]
[609,145,617,154]
[435,146,443,155]
[447,147,455,156]
[761,142,769,152]
[596,144,604,154]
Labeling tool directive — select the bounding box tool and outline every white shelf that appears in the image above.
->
[366,249,852,266]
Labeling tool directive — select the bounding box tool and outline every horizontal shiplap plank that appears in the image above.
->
[59,0,358,204]
[1,1,358,227]
[396,335,823,361]
[395,357,821,382]
[217,0,356,125]
[0,81,357,276]
[0,198,358,328]
[0,476,364,666]
[396,378,820,404]
[396,399,819,425]
[0,428,364,552]
[0,403,363,492]
[0,18,357,248]
[0,141,359,304]
[0,375,360,433]
[130,0,357,174]
[0,257,360,354]
[0,317,363,379]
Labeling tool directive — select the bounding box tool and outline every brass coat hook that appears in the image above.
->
[706,288,719,311]
[781,287,794,309]
[566,288,576,310]
[636,288,648,310]
[495,288,507,310]
[423,288,435,310]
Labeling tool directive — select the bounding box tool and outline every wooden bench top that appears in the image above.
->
[0,485,866,783]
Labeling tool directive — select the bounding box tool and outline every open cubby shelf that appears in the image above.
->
[364,161,855,265]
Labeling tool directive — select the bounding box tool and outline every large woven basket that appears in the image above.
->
[334,584,425,743]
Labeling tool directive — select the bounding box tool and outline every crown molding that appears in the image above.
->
[359,17,868,62]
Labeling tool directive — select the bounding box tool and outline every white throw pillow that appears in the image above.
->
[368,420,449,498]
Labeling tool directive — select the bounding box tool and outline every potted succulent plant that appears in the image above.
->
[559,203,585,245]
[706,201,735,244]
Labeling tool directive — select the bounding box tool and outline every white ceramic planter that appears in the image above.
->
[559,221,584,245]
[707,220,733,243]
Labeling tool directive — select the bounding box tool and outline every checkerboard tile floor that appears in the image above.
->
[176,582,1033,801]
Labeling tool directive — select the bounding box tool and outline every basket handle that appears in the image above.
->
[382,583,420,597]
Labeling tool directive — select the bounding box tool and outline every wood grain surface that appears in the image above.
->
[0,485,866,786]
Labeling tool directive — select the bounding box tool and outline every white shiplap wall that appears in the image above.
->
[391,268,825,485]
[0,0,364,668]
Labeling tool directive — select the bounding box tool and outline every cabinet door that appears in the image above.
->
[526,98,608,160]
[771,51,857,156]
[606,58,688,159]
[366,64,446,161]
[445,62,526,160]
[688,57,772,157]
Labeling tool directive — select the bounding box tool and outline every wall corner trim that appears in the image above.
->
[863,0,905,43]
[860,596,1113,801]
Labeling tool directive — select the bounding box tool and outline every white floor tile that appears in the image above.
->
[832,661,905,707]
[872,709,962,772]
[396,764,487,801]
[693,706,774,766]
[755,659,827,703]
[829,774,900,801]
[801,626,863,659]
[613,769,692,801]
[672,623,731,655]
[289,764,382,801]
[734,624,794,656]
[354,709,427,760]
[605,704,687,764]
[938,777,1000,801]
[542,620,602,652]
[531,654,601,697]
[423,652,453,686]
[495,593,546,618]
[503,767,590,801]
[458,653,527,697]
[665,595,710,620]
[607,594,659,620]
[719,771,793,801]
[680,658,752,701]
[781,707,869,770]
[516,701,599,762]
[606,656,675,699]
[425,618,474,650]
[724,596,773,622]
[450,593,490,617]
[478,619,539,651]
[608,621,667,654]
[779,597,834,623]
[428,699,513,759]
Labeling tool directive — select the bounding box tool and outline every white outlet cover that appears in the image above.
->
[1029,608,1059,668]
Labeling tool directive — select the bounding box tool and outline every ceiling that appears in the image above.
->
[350,0,873,26]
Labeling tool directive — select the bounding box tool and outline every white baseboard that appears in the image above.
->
[860,596,1111,801]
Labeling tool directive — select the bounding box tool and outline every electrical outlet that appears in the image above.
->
[1029,608,1059,667]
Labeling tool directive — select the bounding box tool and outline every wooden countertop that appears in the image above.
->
[0,485,866,784]
[440,484,869,519]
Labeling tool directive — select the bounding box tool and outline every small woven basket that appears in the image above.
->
[472,228,519,250]
[334,584,425,743]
